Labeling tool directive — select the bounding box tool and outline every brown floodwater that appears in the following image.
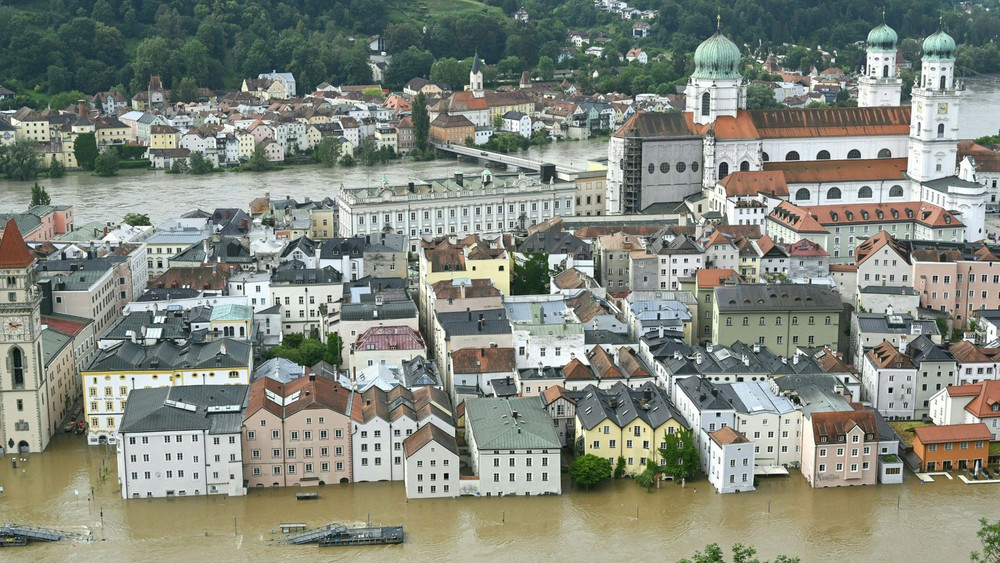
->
[0,433,993,561]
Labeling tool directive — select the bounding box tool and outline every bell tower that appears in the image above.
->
[907,26,960,183]
[0,219,48,454]
[857,14,902,107]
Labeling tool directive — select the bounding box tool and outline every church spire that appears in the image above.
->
[0,219,34,268]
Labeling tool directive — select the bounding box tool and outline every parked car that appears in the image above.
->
[986,204,999,213]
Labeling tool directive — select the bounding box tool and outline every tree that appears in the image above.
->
[384,47,435,90]
[659,428,700,481]
[492,112,504,130]
[362,86,386,101]
[123,213,151,227]
[248,143,271,172]
[30,182,50,207]
[570,454,611,490]
[325,332,344,368]
[188,152,214,174]
[169,158,190,174]
[679,543,801,563]
[412,92,430,152]
[314,137,342,168]
[73,133,99,170]
[613,456,627,479]
[972,518,1000,563]
[536,56,555,80]
[746,84,780,109]
[47,158,65,178]
[634,461,659,491]
[93,150,119,176]
[0,138,40,181]
[430,57,469,91]
[512,253,551,295]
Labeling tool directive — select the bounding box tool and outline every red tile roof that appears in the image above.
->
[451,347,515,374]
[947,383,985,397]
[913,422,993,444]
[866,340,913,369]
[748,106,911,138]
[786,239,829,257]
[0,219,34,268]
[710,426,749,446]
[811,409,878,444]
[245,376,358,420]
[962,380,1000,419]
[764,158,908,183]
[718,170,789,197]
[696,268,742,288]
[353,326,425,351]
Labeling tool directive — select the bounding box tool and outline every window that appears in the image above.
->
[858,186,873,198]
[718,162,728,179]
[701,92,711,116]
[877,148,892,158]
[826,187,841,200]
[816,150,830,160]
[937,123,945,138]
[847,149,861,159]
[889,185,903,197]
[785,151,800,161]
[795,188,810,201]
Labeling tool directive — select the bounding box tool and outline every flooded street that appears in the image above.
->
[0,434,994,561]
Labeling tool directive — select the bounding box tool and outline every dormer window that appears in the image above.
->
[992,403,999,412]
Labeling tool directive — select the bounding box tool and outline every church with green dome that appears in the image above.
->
[606,20,986,244]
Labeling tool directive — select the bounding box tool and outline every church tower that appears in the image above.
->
[907,27,960,183]
[469,50,484,99]
[857,16,902,107]
[0,219,48,454]
[684,17,746,126]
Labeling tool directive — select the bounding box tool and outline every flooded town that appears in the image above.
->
[4,4,1000,561]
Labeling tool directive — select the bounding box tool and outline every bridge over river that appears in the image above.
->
[429,142,576,175]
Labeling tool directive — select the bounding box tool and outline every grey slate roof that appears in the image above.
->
[271,265,343,284]
[516,231,592,259]
[437,308,511,337]
[340,300,417,321]
[854,313,939,336]
[585,330,635,346]
[85,338,251,371]
[118,385,249,435]
[907,333,955,364]
[401,356,442,388]
[715,284,842,312]
[252,357,306,383]
[136,288,202,302]
[675,376,735,411]
[102,311,189,342]
[859,285,919,295]
[576,381,688,431]
[465,396,560,450]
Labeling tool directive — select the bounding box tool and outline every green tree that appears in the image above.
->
[613,455,627,478]
[169,158,190,174]
[171,77,199,104]
[93,150,119,176]
[314,137,342,168]
[361,87,386,101]
[679,542,800,563]
[248,143,271,172]
[634,460,659,490]
[0,138,41,180]
[659,428,699,481]
[188,152,214,175]
[123,213,151,227]
[30,182,50,207]
[73,133,99,170]
[536,56,555,80]
[412,92,430,152]
[512,253,551,295]
[492,112,504,130]
[339,153,356,167]
[325,332,344,368]
[972,518,1000,563]
[384,47,435,90]
[47,158,65,178]
[297,338,326,366]
[746,84,780,109]
[430,57,469,91]
[570,454,612,490]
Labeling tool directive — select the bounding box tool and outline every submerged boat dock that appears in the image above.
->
[285,523,404,547]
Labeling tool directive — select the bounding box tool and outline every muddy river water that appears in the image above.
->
[0,434,995,561]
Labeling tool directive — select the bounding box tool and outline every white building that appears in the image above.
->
[707,426,755,493]
[860,340,917,420]
[403,423,460,498]
[464,397,561,496]
[726,381,802,469]
[117,385,248,499]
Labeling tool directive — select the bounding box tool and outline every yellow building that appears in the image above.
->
[149,124,180,149]
[418,234,512,319]
[95,117,131,148]
[237,131,256,160]
[574,381,688,475]
[309,206,338,239]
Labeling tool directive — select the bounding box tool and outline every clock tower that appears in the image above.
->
[907,28,960,183]
[0,219,48,454]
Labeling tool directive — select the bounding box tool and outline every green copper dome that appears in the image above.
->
[866,23,898,51]
[692,31,742,80]
[922,30,956,60]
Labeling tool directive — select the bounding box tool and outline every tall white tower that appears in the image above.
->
[684,18,746,126]
[0,219,48,454]
[857,17,902,107]
[908,28,960,183]
[469,50,484,98]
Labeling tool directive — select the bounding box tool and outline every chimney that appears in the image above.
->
[706,344,713,353]
[220,343,227,356]
[477,319,484,332]
[899,334,908,355]
[77,99,86,117]
[454,171,463,186]
[460,283,466,299]
[793,354,799,365]
[657,325,664,339]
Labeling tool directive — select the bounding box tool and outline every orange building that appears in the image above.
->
[429,114,475,145]
[912,423,992,472]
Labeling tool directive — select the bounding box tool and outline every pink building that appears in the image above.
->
[801,408,880,488]
[0,206,74,242]
[242,375,359,488]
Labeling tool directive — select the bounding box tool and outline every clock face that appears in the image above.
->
[917,101,924,114]
[0,316,29,341]
[937,103,949,114]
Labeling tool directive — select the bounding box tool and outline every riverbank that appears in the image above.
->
[0,433,992,560]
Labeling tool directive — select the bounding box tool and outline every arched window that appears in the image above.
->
[759,316,765,326]
[825,315,832,325]
[795,188,810,201]
[808,316,815,325]
[775,317,782,326]
[718,162,729,179]
[785,151,800,161]
[791,316,798,325]
[742,316,749,326]
[940,75,947,90]
[11,348,24,387]
[878,148,892,158]
[889,185,904,197]
[762,152,769,162]
[701,92,711,117]
[740,161,750,172]
[937,123,945,138]
[858,186,873,198]
[816,150,831,160]
[826,187,842,200]
[883,65,889,78]
[648,163,655,174]
[726,317,732,326]
[847,149,861,159]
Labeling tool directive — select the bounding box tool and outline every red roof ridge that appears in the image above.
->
[0,219,34,268]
